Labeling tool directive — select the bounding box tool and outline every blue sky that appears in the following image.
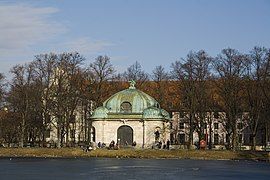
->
[0,0,270,75]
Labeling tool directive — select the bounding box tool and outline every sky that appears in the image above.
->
[0,0,270,76]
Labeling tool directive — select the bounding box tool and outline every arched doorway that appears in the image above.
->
[117,125,133,146]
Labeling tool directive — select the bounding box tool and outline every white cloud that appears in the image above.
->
[0,3,66,56]
[0,3,115,76]
[57,37,114,55]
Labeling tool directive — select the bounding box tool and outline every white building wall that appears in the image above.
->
[92,119,169,148]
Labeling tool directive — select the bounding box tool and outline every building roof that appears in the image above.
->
[91,81,170,120]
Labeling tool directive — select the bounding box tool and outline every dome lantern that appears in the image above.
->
[128,80,136,89]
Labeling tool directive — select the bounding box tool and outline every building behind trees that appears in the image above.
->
[0,47,269,150]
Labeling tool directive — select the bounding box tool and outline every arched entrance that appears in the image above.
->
[117,125,133,146]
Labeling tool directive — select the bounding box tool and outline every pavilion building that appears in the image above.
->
[90,81,171,148]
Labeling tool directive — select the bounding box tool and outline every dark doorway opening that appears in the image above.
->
[117,125,133,146]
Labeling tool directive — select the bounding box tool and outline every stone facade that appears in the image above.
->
[171,111,266,150]
[92,119,170,148]
[91,81,171,148]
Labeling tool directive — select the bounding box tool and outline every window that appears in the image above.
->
[261,134,266,144]
[178,134,185,144]
[45,114,51,124]
[70,129,75,139]
[179,112,185,118]
[249,134,253,144]
[91,127,96,142]
[226,134,230,143]
[202,123,207,129]
[179,123,184,129]
[170,134,174,143]
[214,134,219,145]
[238,134,243,144]
[70,115,76,123]
[45,129,50,138]
[214,123,219,129]
[237,123,243,129]
[242,113,249,120]
[120,102,132,113]
[154,130,160,141]
[214,112,219,119]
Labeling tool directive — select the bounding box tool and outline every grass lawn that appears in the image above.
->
[0,148,269,161]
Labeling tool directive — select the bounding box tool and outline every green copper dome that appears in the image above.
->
[91,81,170,120]
[103,86,160,113]
[92,106,109,118]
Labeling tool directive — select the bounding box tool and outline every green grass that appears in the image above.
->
[0,148,269,161]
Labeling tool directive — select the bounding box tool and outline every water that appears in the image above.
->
[0,158,269,180]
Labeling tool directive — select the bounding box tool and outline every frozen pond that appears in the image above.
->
[0,157,269,180]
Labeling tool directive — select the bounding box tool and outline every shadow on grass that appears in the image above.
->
[236,150,270,161]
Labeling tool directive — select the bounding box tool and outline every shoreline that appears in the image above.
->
[0,148,269,162]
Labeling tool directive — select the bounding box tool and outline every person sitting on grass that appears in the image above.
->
[109,140,115,149]
[158,141,162,149]
[132,141,136,147]
[84,144,93,152]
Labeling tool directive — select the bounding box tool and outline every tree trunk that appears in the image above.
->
[208,120,213,149]
[66,124,69,147]
[42,127,46,147]
[232,127,237,151]
[19,114,25,148]
[57,126,61,148]
[188,113,194,149]
[265,123,269,150]
[251,135,256,151]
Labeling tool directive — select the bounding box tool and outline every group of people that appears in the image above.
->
[84,140,170,151]
[83,142,96,152]
[97,142,106,148]
[107,140,137,150]
[109,140,118,150]
[96,140,138,150]
[83,141,106,152]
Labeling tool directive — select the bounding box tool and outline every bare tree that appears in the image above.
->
[173,56,197,149]
[32,53,58,146]
[241,47,268,150]
[50,52,85,147]
[171,50,212,149]
[0,73,6,144]
[87,55,115,106]
[123,61,149,88]
[0,110,21,146]
[151,65,169,107]
[0,73,5,103]
[9,63,37,147]
[212,48,248,150]
[191,50,213,148]
[258,48,270,147]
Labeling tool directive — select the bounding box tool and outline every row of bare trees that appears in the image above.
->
[170,47,270,150]
[0,47,269,150]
